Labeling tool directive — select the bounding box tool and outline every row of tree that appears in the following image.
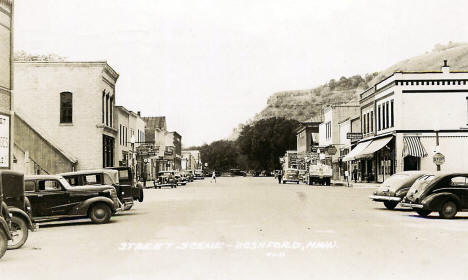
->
[189,117,300,172]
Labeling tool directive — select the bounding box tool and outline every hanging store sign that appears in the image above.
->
[347,133,363,140]
[0,114,9,168]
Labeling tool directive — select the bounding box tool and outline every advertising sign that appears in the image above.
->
[0,114,9,168]
[347,133,363,140]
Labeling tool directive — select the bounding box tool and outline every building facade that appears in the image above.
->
[182,150,201,171]
[344,61,468,182]
[0,0,13,169]
[318,104,360,179]
[14,61,119,170]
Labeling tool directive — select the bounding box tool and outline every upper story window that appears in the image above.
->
[378,105,381,131]
[60,92,73,123]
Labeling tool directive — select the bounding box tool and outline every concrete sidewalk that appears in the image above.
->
[332,180,380,188]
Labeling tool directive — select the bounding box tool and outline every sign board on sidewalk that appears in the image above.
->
[0,114,9,168]
[347,133,363,140]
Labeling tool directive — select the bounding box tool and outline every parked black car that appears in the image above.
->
[0,170,37,249]
[402,172,468,218]
[369,171,425,209]
[60,169,134,211]
[25,175,120,224]
[0,191,12,259]
[155,171,177,188]
[106,167,144,201]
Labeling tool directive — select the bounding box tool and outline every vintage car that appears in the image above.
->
[282,169,300,184]
[0,194,12,259]
[105,167,144,201]
[369,171,425,210]
[402,172,468,218]
[60,169,134,211]
[24,175,120,224]
[194,170,205,180]
[155,171,177,188]
[174,171,187,186]
[0,171,37,249]
[182,170,194,182]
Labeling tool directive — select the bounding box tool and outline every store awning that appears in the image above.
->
[403,136,427,158]
[355,136,393,159]
[342,141,371,162]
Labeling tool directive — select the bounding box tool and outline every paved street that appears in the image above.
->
[2,177,468,280]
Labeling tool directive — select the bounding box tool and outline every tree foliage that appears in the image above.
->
[190,117,300,172]
[237,117,300,171]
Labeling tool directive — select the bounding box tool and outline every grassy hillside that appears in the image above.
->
[253,42,468,124]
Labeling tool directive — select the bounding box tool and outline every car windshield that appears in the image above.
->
[118,170,129,180]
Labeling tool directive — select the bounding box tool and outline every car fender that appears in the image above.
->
[422,192,462,210]
[0,217,11,240]
[73,197,115,215]
[7,207,35,231]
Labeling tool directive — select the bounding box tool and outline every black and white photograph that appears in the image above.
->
[1,0,468,279]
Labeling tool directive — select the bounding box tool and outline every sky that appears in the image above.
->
[13,0,468,146]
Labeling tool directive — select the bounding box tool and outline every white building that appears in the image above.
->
[318,104,360,179]
[344,61,468,182]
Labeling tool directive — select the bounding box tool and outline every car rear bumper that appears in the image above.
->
[400,202,424,209]
[369,195,401,202]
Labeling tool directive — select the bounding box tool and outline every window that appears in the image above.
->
[102,92,105,123]
[386,101,389,128]
[110,97,113,127]
[106,94,109,126]
[38,180,61,191]
[378,105,381,131]
[391,100,394,127]
[450,177,467,187]
[25,181,35,192]
[60,92,72,123]
[370,111,374,132]
[84,174,102,185]
[382,104,386,129]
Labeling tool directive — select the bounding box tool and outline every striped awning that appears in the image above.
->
[403,136,428,158]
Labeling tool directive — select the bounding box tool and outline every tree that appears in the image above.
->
[237,117,300,171]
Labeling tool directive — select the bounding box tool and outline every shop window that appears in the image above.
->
[391,100,394,127]
[60,92,72,123]
[385,102,389,128]
[378,105,381,131]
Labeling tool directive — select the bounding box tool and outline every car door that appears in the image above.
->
[35,179,70,217]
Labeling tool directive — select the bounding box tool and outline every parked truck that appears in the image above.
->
[306,157,332,186]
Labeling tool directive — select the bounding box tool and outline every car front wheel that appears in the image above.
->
[89,203,112,224]
[416,209,431,217]
[0,228,7,259]
[7,216,28,250]
[384,201,398,210]
[439,201,457,219]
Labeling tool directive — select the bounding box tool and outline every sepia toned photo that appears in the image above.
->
[1,0,468,279]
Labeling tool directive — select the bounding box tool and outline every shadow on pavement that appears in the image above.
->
[39,219,117,228]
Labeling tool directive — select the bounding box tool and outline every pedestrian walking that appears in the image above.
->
[277,170,283,184]
[211,171,216,183]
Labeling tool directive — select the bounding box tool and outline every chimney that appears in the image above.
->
[442,60,450,74]
[137,111,141,116]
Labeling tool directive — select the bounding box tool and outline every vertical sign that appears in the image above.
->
[0,114,9,168]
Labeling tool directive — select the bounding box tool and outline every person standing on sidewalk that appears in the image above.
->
[211,171,217,183]
[352,167,358,183]
[277,170,283,184]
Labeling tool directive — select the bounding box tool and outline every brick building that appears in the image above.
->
[14,61,119,171]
